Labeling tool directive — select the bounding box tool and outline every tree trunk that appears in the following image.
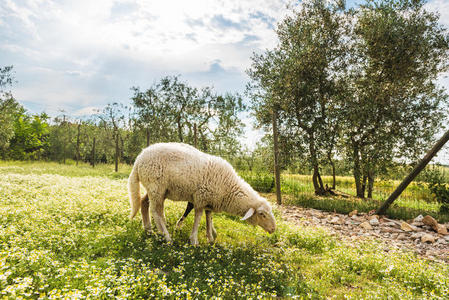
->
[272,109,282,205]
[92,137,96,168]
[327,152,336,189]
[146,128,150,147]
[63,115,66,164]
[115,130,119,172]
[76,123,81,166]
[177,117,183,142]
[309,137,325,195]
[120,135,124,162]
[353,143,364,198]
[367,171,374,199]
[377,129,449,215]
[193,123,198,148]
[361,175,367,198]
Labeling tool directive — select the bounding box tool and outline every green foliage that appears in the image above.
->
[1,162,449,298]
[0,97,22,156]
[247,0,449,198]
[132,76,246,158]
[247,0,348,194]
[424,167,449,212]
[239,171,274,193]
[8,112,49,160]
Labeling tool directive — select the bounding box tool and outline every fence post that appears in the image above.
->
[272,109,282,205]
[376,129,449,215]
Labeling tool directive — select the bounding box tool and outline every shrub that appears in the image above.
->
[424,167,449,212]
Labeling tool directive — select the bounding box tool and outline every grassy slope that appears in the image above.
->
[0,161,448,299]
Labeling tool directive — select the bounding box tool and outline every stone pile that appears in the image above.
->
[279,205,449,262]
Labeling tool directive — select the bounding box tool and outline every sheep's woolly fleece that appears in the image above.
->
[128,143,276,243]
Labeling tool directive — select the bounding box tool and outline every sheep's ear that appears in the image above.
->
[241,207,255,221]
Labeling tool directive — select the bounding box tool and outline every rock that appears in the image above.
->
[349,210,358,217]
[421,234,436,243]
[410,232,425,239]
[368,215,379,221]
[397,233,407,240]
[414,215,424,223]
[369,218,380,226]
[380,227,402,233]
[360,221,373,230]
[400,221,415,232]
[423,215,438,229]
[345,220,360,226]
[436,224,448,235]
[411,221,424,227]
[329,216,342,224]
[383,222,396,226]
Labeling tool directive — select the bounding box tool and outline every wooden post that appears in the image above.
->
[76,123,81,166]
[377,129,449,215]
[92,137,96,168]
[272,109,282,205]
[115,130,119,172]
[63,114,66,164]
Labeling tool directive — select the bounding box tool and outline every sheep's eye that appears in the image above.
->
[259,212,266,218]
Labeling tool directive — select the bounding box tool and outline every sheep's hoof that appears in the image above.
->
[175,219,184,229]
[190,236,199,246]
[145,228,152,235]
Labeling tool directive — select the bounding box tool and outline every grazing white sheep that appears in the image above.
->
[128,142,276,245]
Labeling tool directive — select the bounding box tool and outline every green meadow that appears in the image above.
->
[1,161,448,299]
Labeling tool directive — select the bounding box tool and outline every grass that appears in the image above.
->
[1,161,449,298]
[242,171,448,222]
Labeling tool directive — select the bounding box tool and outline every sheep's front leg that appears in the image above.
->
[190,208,203,246]
[141,193,152,234]
[205,210,217,244]
[150,198,172,242]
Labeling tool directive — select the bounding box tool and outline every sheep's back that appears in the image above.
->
[135,143,209,200]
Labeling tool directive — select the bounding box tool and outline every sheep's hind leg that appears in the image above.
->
[205,210,217,244]
[176,202,194,229]
[150,194,172,242]
[141,193,152,234]
[190,208,203,246]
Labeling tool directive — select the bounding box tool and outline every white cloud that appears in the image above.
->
[73,106,100,116]
[426,0,449,27]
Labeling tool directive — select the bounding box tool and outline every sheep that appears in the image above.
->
[128,142,276,245]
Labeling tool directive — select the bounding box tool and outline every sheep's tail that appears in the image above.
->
[128,164,141,219]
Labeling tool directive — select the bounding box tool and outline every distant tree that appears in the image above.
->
[98,102,128,172]
[8,112,49,160]
[0,66,14,91]
[131,81,176,145]
[0,97,22,158]
[132,76,246,155]
[0,66,20,158]
[209,93,246,157]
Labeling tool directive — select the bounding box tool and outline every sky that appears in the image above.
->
[1,0,449,163]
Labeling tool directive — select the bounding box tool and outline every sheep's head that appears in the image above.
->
[241,200,276,234]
